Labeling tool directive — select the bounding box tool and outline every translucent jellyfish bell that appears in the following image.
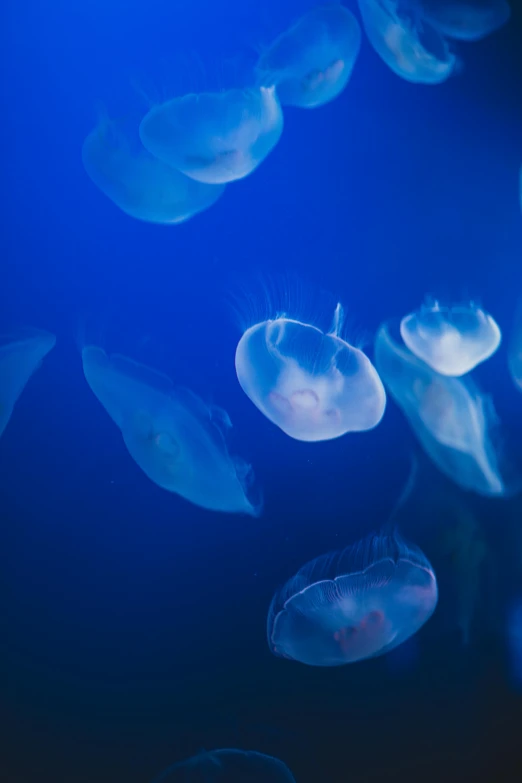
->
[357,0,458,84]
[139,86,283,184]
[375,321,512,496]
[267,531,437,666]
[0,328,56,439]
[419,0,511,42]
[235,301,386,442]
[400,301,501,376]
[153,749,296,783]
[256,4,362,109]
[82,347,260,515]
[82,117,225,224]
[508,299,522,392]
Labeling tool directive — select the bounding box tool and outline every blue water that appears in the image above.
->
[1,1,522,781]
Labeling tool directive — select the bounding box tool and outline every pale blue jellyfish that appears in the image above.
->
[139,86,283,184]
[82,116,225,224]
[256,4,362,109]
[375,321,512,496]
[0,329,56,439]
[508,298,522,392]
[419,0,511,41]
[400,301,501,376]
[153,749,296,783]
[357,0,458,84]
[235,301,386,442]
[267,531,437,666]
[82,347,260,515]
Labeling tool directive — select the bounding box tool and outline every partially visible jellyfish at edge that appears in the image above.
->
[508,297,522,392]
[82,115,225,224]
[81,346,261,516]
[256,4,362,109]
[419,0,511,42]
[267,530,438,666]
[152,748,296,783]
[0,328,56,439]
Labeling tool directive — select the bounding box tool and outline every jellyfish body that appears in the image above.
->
[0,329,56,439]
[235,304,386,442]
[82,347,260,515]
[256,4,362,108]
[420,0,511,41]
[375,322,510,496]
[400,302,501,376]
[153,748,296,783]
[357,0,457,84]
[139,86,283,184]
[508,299,522,392]
[267,531,437,666]
[82,118,224,224]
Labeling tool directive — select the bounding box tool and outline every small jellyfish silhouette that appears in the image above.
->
[375,321,513,496]
[419,0,511,41]
[267,531,437,666]
[82,116,225,224]
[358,0,458,84]
[152,748,296,783]
[82,347,260,515]
[256,4,362,108]
[400,301,501,376]
[139,86,283,184]
[235,301,386,442]
[0,328,56,439]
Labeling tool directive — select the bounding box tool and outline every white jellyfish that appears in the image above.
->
[256,4,362,108]
[139,86,283,184]
[0,328,56,439]
[357,0,458,84]
[419,0,511,42]
[82,116,225,224]
[82,346,261,515]
[400,301,501,376]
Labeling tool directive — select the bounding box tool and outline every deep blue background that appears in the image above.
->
[1,2,522,781]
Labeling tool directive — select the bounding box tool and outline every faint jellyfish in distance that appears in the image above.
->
[256,4,362,108]
[0,328,56,439]
[508,297,522,393]
[152,748,296,783]
[419,0,511,42]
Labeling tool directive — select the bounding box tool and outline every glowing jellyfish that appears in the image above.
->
[0,329,56,439]
[375,321,513,496]
[139,86,283,184]
[152,749,296,783]
[420,0,511,41]
[256,4,362,109]
[400,301,501,376]
[235,300,386,442]
[82,347,260,515]
[267,531,437,666]
[357,0,458,84]
[82,117,225,224]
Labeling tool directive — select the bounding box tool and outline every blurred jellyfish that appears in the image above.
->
[419,0,511,41]
[357,0,458,84]
[82,347,261,515]
[267,530,437,666]
[375,321,514,496]
[0,329,56,439]
[508,298,522,392]
[152,748,296,783]
[82,116,225,224]
[256,4,362,108]
[400,301,501,376]
[139,86,283,184]
[235,294,386,442]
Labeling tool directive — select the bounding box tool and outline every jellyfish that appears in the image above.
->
[419,0,511,41]
[255,4,362,109]
[0,328,56,439]
[508,298,522,392]
[82,116,225,224]
[235,298,386,442]
[357,0,458,84]
[267,530,437,666]
[152,749,296,783]
[139,86,283,185]
[375,321,514,496]
[81,347,261,515]
[400,301,501,376]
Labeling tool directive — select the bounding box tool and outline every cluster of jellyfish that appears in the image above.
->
[81,2,512,226]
